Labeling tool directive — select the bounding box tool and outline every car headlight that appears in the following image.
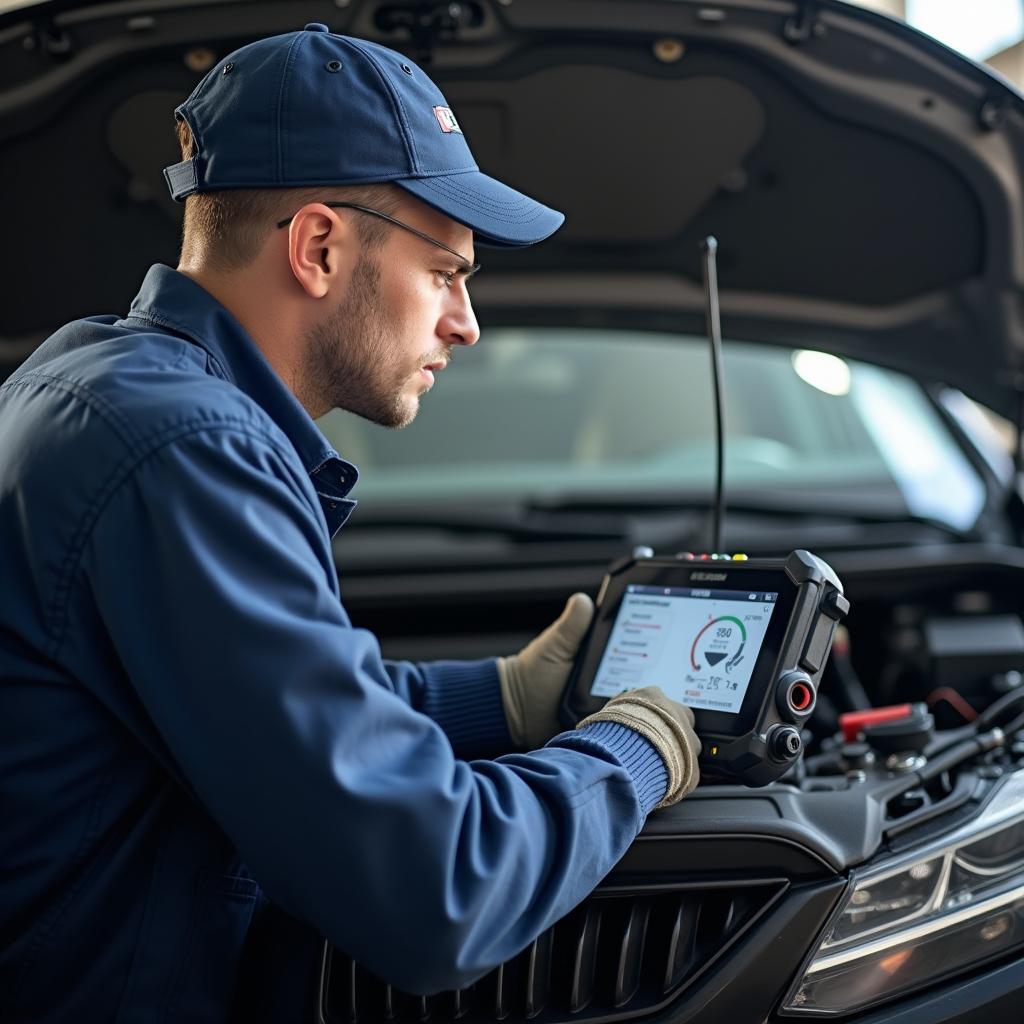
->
[782,769,1024,1016]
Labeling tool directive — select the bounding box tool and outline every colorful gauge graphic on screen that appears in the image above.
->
[690,615,747,673]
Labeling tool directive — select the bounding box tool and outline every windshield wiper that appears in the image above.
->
[524,493,975,541]
[343,505,632,543]
[343,492,976,546]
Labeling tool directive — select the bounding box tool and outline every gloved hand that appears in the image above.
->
[498,593,594,749]
[576,686,701,807]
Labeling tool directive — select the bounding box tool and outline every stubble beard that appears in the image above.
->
[302,254,420,429]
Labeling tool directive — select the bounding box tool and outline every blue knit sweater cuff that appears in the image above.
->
[419,658,513,759]
[552,721,669,816]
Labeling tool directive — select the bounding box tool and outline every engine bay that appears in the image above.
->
[629,544,1024,866]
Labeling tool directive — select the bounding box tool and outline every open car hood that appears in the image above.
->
[4,0,1024,419]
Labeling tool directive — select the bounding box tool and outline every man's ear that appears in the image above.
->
[284,204,358,299]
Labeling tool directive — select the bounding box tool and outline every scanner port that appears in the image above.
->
[777,671,816,721]
[768,725,802,761]
[790,682,813,712]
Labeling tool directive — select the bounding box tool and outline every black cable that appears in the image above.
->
[976,687,1024,730]
[925,688,1024,758]
[921,689,1024,769]
[828,631,873,711]
[999,709,1024,737]
[701,236,725,553]
[918,727,1006,783]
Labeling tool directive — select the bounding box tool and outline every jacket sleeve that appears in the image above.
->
[83,425,667,995]
[381,658,514,759]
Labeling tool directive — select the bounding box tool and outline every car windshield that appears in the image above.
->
[317,328,987,532]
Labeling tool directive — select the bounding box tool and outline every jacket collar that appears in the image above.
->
[122,264,358,535]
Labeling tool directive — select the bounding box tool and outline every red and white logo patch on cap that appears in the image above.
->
[433,106,463,134]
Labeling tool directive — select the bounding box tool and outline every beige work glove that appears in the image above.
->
[576,686,701,808]
[498,593,595,749]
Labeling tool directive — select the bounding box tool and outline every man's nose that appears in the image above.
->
[440,290,480,347]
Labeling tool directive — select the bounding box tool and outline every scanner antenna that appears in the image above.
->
[701,236,726,553]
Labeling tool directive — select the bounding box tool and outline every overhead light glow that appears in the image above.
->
[792,350,852,396]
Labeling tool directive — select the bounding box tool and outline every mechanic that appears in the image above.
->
[0,25,702,1023]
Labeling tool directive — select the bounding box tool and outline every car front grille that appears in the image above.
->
[318,880,786,1024]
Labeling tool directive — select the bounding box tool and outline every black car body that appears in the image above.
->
[4,1,1024,1021]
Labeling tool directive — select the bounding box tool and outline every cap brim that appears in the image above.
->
[394,169,564,248]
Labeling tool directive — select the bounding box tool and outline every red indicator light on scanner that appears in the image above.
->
[839,704,913,742]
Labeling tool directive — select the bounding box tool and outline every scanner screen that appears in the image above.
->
[589,585,779,714]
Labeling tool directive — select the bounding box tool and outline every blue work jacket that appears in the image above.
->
[0,265,668,1022]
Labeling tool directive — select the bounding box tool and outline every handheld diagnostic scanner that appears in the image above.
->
[561,549,849,787]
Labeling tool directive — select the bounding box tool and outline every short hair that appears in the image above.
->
[175,119,402,272]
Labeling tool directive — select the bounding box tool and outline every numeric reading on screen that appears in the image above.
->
[590,585,779,713]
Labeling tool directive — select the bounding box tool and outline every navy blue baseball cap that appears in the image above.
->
[163,23,564,247]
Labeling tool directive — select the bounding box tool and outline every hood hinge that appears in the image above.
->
[22,18,74,61]
[374,2,483,64]
[783,3,823,46]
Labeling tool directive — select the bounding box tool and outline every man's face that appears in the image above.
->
[303,199,480,427]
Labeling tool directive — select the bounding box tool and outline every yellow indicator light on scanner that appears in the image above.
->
[710,746,718,756]
[732,554,748,561]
